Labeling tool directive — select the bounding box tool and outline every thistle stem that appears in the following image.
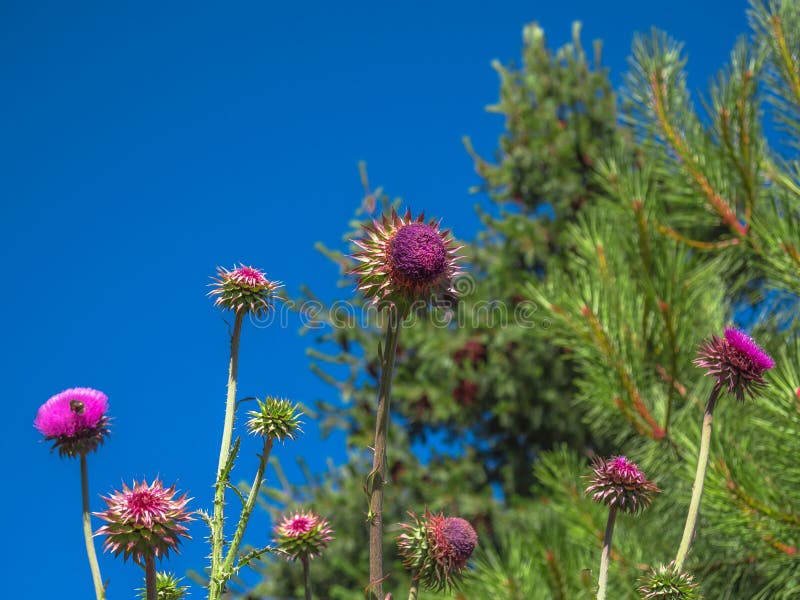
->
[144,554,157,600]
[596,506,617,600]
[302,555,313,600]
[80,453,105,600]
[675,384,720,572]
[210,310,245,600]
[408,577,419,600]
[367,308,402,600]
[220,438,274,577]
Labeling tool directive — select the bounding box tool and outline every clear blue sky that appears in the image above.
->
[2,1,748,597]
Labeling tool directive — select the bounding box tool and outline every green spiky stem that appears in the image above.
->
[302,555,313,600]
[596,506,617,600]
[144,554,157,600]
[675,384,720,572]
[209,310,245,600]
[220,438,273,580]
[367,308,402,600]
[407,576,419,600]
[80,453,106,600]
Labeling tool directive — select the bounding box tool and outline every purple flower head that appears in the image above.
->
[694,327,775,401]
[350,209,463,310]
[34,387,110,458]
[273,510,334,561]
[397,510,478,592]
[585,455,659,514]
[94,478,193,563]
[209,264,281,317]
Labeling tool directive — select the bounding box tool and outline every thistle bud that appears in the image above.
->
[246,397,303,441]
[585,456,659,514]
[273,510,333,561]
[136,572,190,600]
[639,562,702,599]
[209,264,281,317]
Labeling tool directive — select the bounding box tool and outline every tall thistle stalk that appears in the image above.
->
[675,328,774,571]
[207,265,281,599]
[349,209,462,598]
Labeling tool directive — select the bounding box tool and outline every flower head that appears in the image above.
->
[639,562,702,599]
[585,455,659,514]
[694,327,775,401]
[350,209,462,310]
[246,397,303,441]
[95,479,193,562]
[273,510,333,561]
[34,387,110,458]
[397,510,478,592]
[209,264,281,317]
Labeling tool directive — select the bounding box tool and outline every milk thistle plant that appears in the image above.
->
[350,209,462,599]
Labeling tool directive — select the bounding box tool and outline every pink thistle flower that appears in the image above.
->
[209,264,281,317]
[273,510,333,561]
[34,387,110,458]
[397,510,478,592]
[94,479,193,563]
[585,456,659,514]
[349,209,463,309]
[694,327,775,401]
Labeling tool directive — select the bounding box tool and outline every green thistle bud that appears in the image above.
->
[246,397,303,441]
[209,264,281,317]
[639,563,702,599]
[137,572,190,600]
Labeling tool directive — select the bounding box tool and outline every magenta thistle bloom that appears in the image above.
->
[694,327,775,401]
[273,510,333,561]
[34,387,110,458]
[397,510,478,592]
[94,479,193,563]
[350,209,463,309]
[209,264,281,317]
[585,456,659,514]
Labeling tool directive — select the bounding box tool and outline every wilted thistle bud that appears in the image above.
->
[246,397,303,441]
[585,456,659,514]
[639,562,702,599]
[95,479,193,562]
[349,209,462,309]
[694,327,775,401]
[209,264,281,317]
[34,387,110,458]
[136,572,190,600]
[397,510,478,592]
[273,510,334,561]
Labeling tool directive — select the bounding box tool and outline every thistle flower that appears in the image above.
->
[95,479,193,562]
[246,397,303,441]
[639,563,702,599]
[397,510,478,592]
[350,209,462,309]
[136,572,190,600]
[586,456,659,514]
[34,387,110,458]
[273,510,333,561]
[694,327,774,401]
[209,264,281,317]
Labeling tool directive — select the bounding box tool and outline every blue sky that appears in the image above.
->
[2,1,748,597]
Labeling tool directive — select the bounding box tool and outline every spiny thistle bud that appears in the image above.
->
[694,327,775,401]
[350,209,462,309]
[397,510,478,592]
[136,572,190,600]
[209,264,281,317]
[246,397,303,441]
[34,387,110,458]
[585,456,659,514]
[273,510,333,561]
[639,562,702,599]
[95,479,193,562]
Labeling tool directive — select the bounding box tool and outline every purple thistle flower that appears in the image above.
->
[209,264,281,317]
[273,510,334,561]
[585,456,659,514]
[94,479,193,563]
[349,209,463,309]
[34,387,110,458]
[397,510,478,592]
[694,327,775,401]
